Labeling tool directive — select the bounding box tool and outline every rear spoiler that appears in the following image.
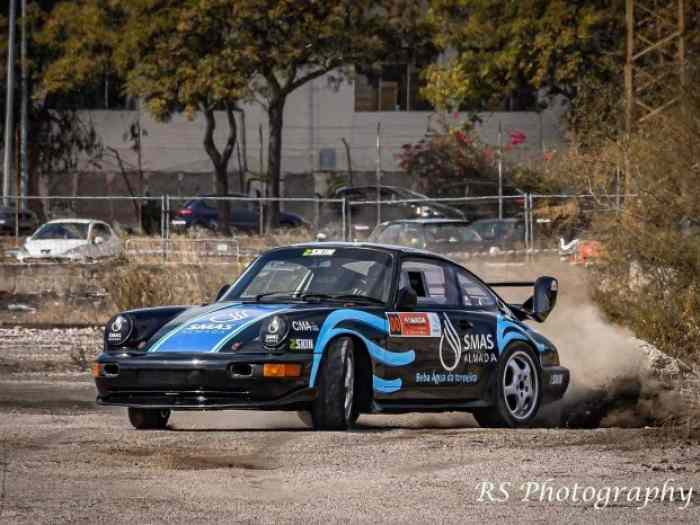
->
[487,281,534,288]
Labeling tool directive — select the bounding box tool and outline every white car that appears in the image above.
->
[18,219,122,262]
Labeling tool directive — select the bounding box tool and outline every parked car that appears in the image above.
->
[0,206,39,235]
[171,194,307,234]
[17,219,122,261]
[322,186,465,240]
[369,217,526,253]
[369,219,484,253]
[466,218,526,252]
[93,242,568,430]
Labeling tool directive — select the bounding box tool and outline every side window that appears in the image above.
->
[92,224,111,239]
[376,224,403,244]
[457,271,497,308]
[472,221,498,240]
[400,260,458,306]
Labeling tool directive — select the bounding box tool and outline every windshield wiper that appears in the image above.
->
[300,293,384,305]
[255,291,300,301]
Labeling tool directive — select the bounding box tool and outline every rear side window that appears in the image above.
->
[457,271,496,308]
[400,259,458,306]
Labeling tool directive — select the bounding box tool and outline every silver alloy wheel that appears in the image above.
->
[343,349,355,423]
[503,350,538,420]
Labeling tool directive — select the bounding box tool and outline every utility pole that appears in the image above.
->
[20,0,28,208]
[3,0,17,207]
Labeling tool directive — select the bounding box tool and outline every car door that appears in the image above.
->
[445,268,501,400]
[381,257,465,401]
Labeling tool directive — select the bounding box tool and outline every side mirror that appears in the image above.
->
[523,276,558,322]
[396,286,418,309]
[215,284,230,302]
[94,236,105,245]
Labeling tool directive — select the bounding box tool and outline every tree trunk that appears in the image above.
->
[266,98,285,230]
[202,106,238,236]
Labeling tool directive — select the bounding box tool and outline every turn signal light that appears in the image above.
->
[91,363,103,378]
[263,363,302,378]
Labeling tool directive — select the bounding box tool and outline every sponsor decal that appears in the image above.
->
[550,373,563,385]
[416,371,479,385]
[184,310,251,332]
[289,338,314,350]
[107,315,132,344]
[440,314,497,371]
[292,320,319,332]
[209,311,250,323]
[386,312,442,337]
[303,248,336,256]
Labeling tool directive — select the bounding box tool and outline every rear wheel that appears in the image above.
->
[128,408,171,430]
[310,337,358,430]
[473,343,541,428]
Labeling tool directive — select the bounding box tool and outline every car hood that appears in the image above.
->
[144,301,329,353]
[24,239,88,256]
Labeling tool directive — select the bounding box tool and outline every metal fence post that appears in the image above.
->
[259,198,264,236]
[313,197,320,234]
[524,193,530,253]
[341,198,347,241]
[528,193,535,253]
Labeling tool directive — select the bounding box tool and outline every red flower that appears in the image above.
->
[508,130,526,146]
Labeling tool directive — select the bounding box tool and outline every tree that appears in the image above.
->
[40,0,252,233]
[1,1,104,220]
[423,0,623,112]
[229,0,431,227]
[39,0,433,229]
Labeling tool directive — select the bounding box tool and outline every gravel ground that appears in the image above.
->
[2,320,700,524]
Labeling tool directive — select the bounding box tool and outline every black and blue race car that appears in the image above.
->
[93,243,569,430]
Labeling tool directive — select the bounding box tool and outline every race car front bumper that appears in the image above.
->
[541,365,570,403]
[94,352,316,410]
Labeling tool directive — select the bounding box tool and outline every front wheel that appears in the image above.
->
[310,337,358,430]
[128,408,171,430]
[473,344,542,428]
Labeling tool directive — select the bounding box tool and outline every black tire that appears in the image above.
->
[311,336,357,431]
[473,343,542,429]
[128,408,171,430]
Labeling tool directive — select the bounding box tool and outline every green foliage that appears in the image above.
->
[424,0,622,110]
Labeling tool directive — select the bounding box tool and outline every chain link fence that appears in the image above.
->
[0,192,631,262]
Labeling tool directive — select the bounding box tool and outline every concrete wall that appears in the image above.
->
[76,69,568,187]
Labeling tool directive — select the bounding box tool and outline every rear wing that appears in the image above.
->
[487,281,534,288]
[487,277,558,323]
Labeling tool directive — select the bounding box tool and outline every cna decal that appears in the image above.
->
[439,313,496,371]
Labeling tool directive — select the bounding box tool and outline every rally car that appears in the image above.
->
[93,243,569,430]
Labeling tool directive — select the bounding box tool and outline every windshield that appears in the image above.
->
[32,223,89,240]
[226,247,394,303]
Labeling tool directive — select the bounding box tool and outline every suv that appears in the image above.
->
[323,185,465,240]
[171,194,307,234]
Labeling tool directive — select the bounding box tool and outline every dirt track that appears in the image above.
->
[1,373,700,524]
[2,261,700,523]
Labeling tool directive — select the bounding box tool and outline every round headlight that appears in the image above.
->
[106,315,133,346]
[260,315,289,348]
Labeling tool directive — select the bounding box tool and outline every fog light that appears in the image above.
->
[263,363,302,378]
[91,363,103,378]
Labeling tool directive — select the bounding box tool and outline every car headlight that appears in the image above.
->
[260,315,289,348]
[106,314,134,346]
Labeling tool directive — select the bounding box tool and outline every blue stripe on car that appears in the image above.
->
[309,309,414,390]
[149,304,288,353]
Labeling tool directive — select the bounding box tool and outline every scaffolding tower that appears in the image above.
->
[625,0,687,132]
